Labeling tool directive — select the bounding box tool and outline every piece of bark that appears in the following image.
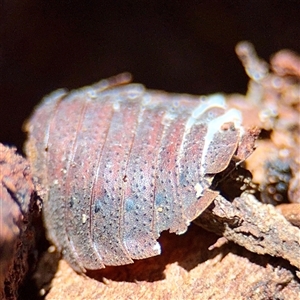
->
[44,223,300,300]
[0,144,37,300]
[194,193,300,270]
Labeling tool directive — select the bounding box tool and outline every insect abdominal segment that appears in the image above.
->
[25,78,244,272]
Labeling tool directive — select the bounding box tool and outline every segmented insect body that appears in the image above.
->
[25,77,244,272]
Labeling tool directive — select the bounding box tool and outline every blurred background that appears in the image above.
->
[1,0,300,152]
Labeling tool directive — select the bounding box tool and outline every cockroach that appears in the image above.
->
[25,74,245,273]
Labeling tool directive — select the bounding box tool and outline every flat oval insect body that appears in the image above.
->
[25,76,244,272]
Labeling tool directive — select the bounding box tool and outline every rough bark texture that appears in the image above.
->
[0,144,37,300]
[195,194,300,270]
[45,225,300,300]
